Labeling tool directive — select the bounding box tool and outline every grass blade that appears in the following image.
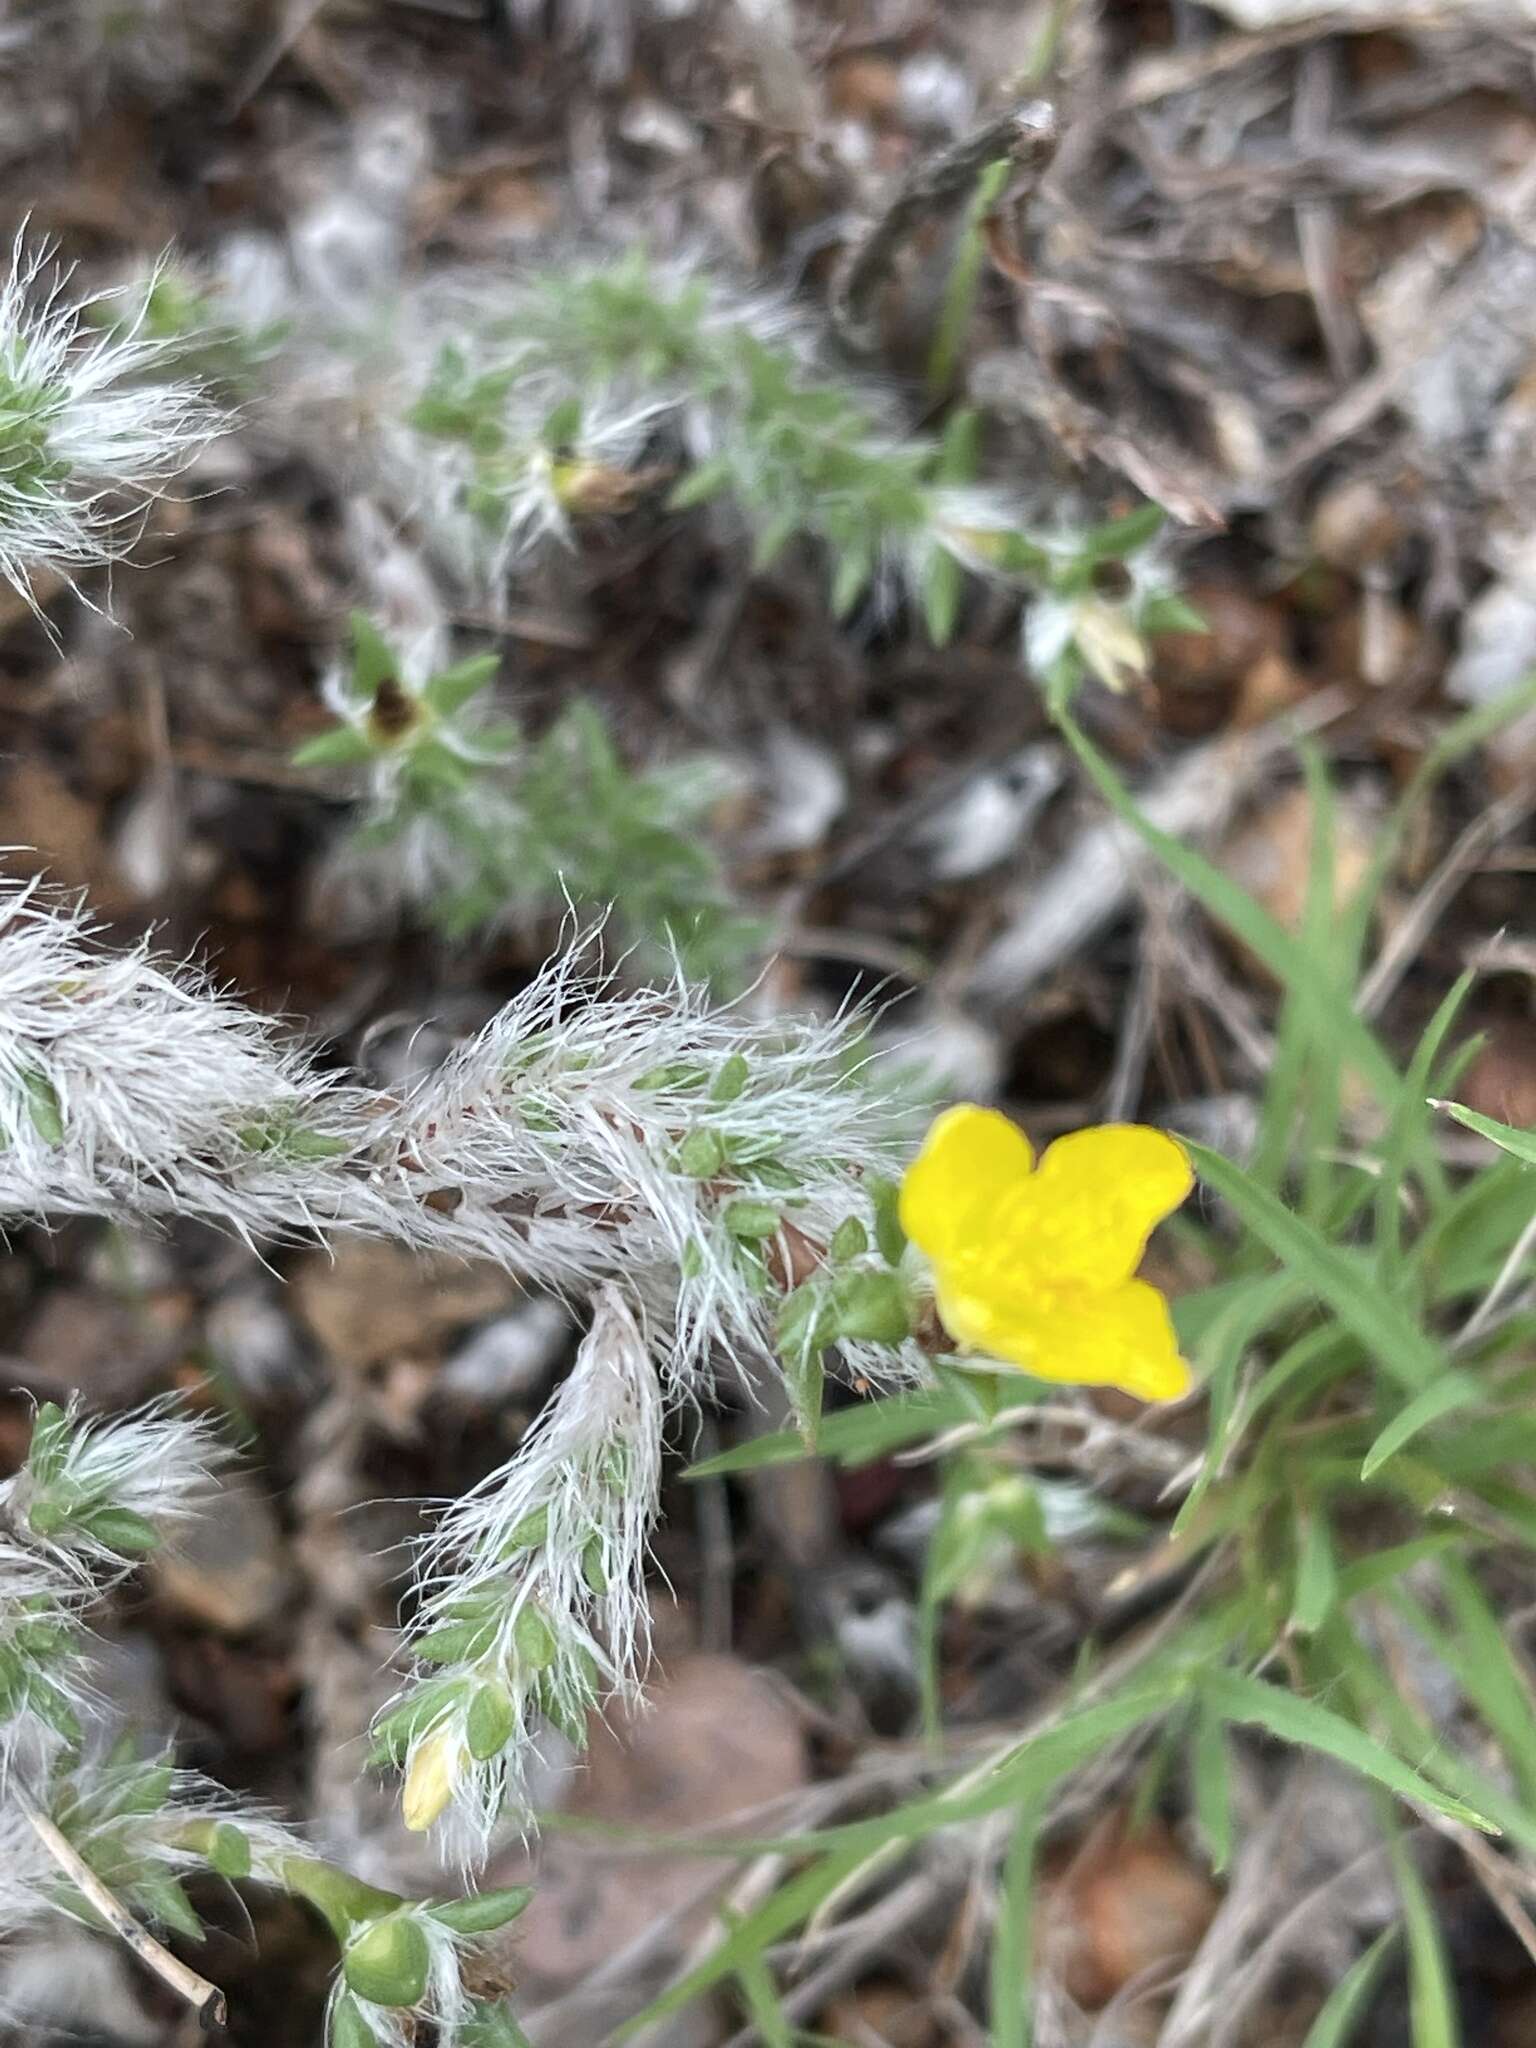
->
[1188,1141,1448,1391]
[1199,1669,1496,1833]
[1301,1929,1399,2048]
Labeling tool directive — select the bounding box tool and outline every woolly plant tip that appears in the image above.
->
[1,1396,233,1575]
[0,236,220,598]
[388,1284,663,1854]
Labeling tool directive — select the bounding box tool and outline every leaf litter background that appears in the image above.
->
[6,0,1536,2042]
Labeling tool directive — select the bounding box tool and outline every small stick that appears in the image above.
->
[16,1786,228,2032]
[832,100,1060,351]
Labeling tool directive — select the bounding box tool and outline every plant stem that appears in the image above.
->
[16,1785,227,2031]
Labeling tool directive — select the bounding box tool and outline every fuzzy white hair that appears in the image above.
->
[0,1397,232,1578]
[0,238,218,597]
[0,877,919,1397]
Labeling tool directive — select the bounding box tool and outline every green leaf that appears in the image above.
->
[329,1994,378,2048]
[686,1383,982,1479]
[1059,713,1411,1126]
[512,1603,556,1673]
[722,1198,779,1241]
[988,1798,1044,2048]
[349,613,399,698]
[75,1506,161,1557]
[1199,1669,1496,1832]
[1078,503,1164,562]
[869,1176,906,1266]
[292,725,374,769]
[21,1069,64,1146]
[710,1054,750,1103]
[1300,1929,1399,2048]
[461,2002,534,2048]
[423,654,499,718]
[1361,1372,1481,1481]
[1186,1142,1446,1391]
[465,1683,516,1762]
[829,1216,868,1263]
[825,1267,911,1345]
[208,1822,251,1880]
[430,1886,535,1936]
[1290,1507,1338,1636]
[1432,1099,1536,1166]
[138,1875,204,1944]
[676,1129,726,1178]
[25,1403,71,1487]
[1190,1699,1233,1874]
[1390,1834,1459,2048]
[921,551,964,646]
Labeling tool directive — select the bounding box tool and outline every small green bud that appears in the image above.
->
[343,1914,431,2009]
[581,1537,608,1595]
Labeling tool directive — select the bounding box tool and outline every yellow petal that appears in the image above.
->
[932,1271,1190,1403]
[900,1104,1034,1266]
[1023,1125,1193,1286]
[402,1723,464,1832]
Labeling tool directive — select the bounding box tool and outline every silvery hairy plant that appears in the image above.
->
[0,874,932,1862]
[0,1391,536,2047]
[0,236,219,599]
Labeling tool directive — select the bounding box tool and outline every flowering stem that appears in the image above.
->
[15,1783,228,2030]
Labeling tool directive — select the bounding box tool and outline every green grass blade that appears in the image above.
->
[1190,1698,1234,1874]
[1301,1929,1399,2048]
[989,1800,1045,2048]
[1198,1669,1496,1832]
[1376,973,1476,1270]
[1360,1371,1481,1481]
[1432,1099,1536,1166]
[1188,1141,1447,1390]
[1390,1832,1459,2048]
[1058,713,1411,1124]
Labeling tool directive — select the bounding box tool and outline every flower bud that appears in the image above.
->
[343,1913,432,2008]
[402,1723,465,1833]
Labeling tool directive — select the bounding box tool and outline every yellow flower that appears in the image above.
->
[402,1722,465,1833]
[899,1105,1194,1402]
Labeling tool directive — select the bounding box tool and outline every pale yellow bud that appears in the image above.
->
[1073,598,1150,694]
[402,1723,465,1832]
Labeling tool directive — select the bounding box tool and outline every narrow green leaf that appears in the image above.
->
[1059,714,1409,1123]
[1190,1700,1233,1874]
[1361,1372,1481,1481]
[1291,1507,1338,1636]
[1300,1928,1399,2048]
[292,725,374,769]
[431,1886,534,1936]
[1200,1669,1496,1833]
[1187,1142,1446,1391]
[1432,1099,1536,1166]
[989,1799,1044,2048]
[1390,1834,1459,2048]
[349,613,399,697]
